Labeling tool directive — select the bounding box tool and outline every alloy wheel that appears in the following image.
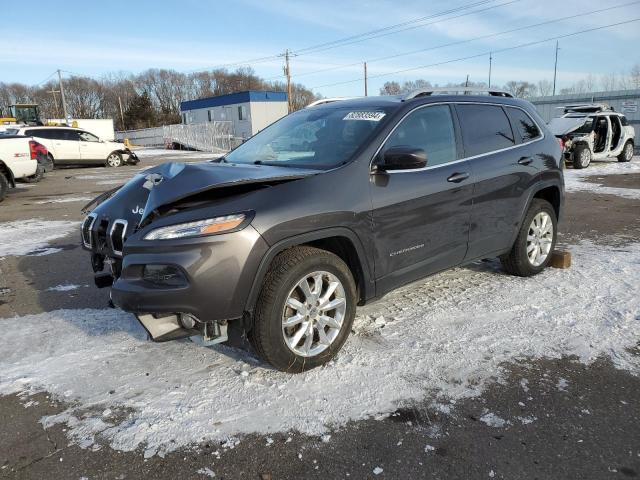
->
[526,212,553,267]
[580,148,591,167]
[107,154,121,167]
[625,143,633,161]
[281,270,346,357]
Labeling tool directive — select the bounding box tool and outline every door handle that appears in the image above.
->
[518,156,533,166]
[447,172,470,183]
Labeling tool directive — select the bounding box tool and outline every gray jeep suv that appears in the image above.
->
[82,88,564,372]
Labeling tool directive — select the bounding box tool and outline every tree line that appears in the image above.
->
[379,63,640,98]
[0,67,318,131]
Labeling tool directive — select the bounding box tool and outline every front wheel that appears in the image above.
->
[572,144,591,169]
[105,152,123,168]
[500,199,557,277]
[250,246,357,373]
[618,141,634,162]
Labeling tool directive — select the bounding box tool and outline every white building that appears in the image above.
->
[180,90,288,140]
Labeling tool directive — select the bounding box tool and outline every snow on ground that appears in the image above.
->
[1,241,639,457]
[0,219,78,258]
[33,196,92,204]
[46,284,82,292]
[564,157,640,199]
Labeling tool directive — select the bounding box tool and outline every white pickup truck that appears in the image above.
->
[0,135,40,202]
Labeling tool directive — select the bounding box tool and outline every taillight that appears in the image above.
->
[558,137,565,151]
[29,140,37,160]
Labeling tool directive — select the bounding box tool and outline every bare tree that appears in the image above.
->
[537,79,553,96]
[503,81,537,98]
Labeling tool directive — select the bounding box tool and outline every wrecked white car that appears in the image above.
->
[548,104,635,169]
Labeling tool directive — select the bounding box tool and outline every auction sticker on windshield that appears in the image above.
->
[343,111,386,121]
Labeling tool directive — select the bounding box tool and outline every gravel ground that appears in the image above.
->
[0,153,639,479]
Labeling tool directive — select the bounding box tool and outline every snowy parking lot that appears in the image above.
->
[0,152,639,478]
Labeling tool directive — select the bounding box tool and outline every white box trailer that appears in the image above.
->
[47,118,115,141]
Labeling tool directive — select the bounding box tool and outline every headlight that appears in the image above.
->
[143,214,246,240]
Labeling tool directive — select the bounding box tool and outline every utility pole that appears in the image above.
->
[284,49,293,113]
[57,69,69,123]
[364,62,368,96]
[552,41,560,96]
[47,88,60,118]
[488,52,492,88]
[118,96,125,130]
[465,74,469,87]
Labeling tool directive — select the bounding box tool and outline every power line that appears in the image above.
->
[34,70,58,86]
[187,0,517,74]
[293,0,501,55]
[284,1,639,81]
[309,17,640,90]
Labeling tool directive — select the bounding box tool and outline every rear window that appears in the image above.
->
[505,107,541,143]
[456,104,515,157]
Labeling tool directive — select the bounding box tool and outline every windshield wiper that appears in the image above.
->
[212,156,227,163]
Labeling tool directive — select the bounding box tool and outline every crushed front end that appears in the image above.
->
[79,161,304,344]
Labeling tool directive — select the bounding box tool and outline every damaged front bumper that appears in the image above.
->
[82,214,268,342]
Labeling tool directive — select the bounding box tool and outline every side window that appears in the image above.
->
[620,115,629,126]
[46,129,68,140]
[506,107,541,143]
[63,130,82,141]
[78,131,99,142]
[385,105,457,167]
[456,104,515,157]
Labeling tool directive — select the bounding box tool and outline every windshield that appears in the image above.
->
[223,106,392,169]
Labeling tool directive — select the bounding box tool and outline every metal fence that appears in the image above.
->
[116,121,235,152]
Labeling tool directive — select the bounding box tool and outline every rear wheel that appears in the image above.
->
[618,141,634,162]
[500,199,557,277]
[250,246,357,373]
[0,173,9,203]
[106,152,122,168]
[572,144,591,169]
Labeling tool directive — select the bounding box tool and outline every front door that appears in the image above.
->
[78,130,107,162]
[369,104,473,294]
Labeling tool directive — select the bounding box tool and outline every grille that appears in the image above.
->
[81,214,97,248]
[109,220,128,256]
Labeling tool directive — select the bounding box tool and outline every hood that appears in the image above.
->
[88,160,318,227]
[548,116,589,136]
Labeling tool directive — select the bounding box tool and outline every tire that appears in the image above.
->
[44,154,55,172]
[0,173,9,203]
[618,141,634,162]
[105,152,123,168]
[572,144,591,169]
[500,199,557,277]
[23,165,44,183]
[250,246,357,373]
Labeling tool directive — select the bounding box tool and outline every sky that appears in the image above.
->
[2,0,639,97]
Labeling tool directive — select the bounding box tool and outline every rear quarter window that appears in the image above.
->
[620,115,629,126]
[456,104,515,157]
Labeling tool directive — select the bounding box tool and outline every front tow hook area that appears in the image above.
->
[135,313,229,345]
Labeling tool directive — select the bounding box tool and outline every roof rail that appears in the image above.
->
[403,87,513,100]
[306,97,355,108]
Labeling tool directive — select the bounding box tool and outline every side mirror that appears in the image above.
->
[375,146,427,171]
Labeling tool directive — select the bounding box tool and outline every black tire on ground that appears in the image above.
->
[500,199,557,277]
[618,141,634,162]
[250,246,357,373]
[105,152,123,168]
[22,165,45,183]
[0,173,9,203]
[572,144,591,169]
[47,154,56,170]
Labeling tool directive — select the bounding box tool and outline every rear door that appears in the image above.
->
[50,129,80,162]
[455,103,542,260]
[370,103,474,294]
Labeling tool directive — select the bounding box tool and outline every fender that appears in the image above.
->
[508,175,564,247]
[0,160,16,187]
[244,227,375,314]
